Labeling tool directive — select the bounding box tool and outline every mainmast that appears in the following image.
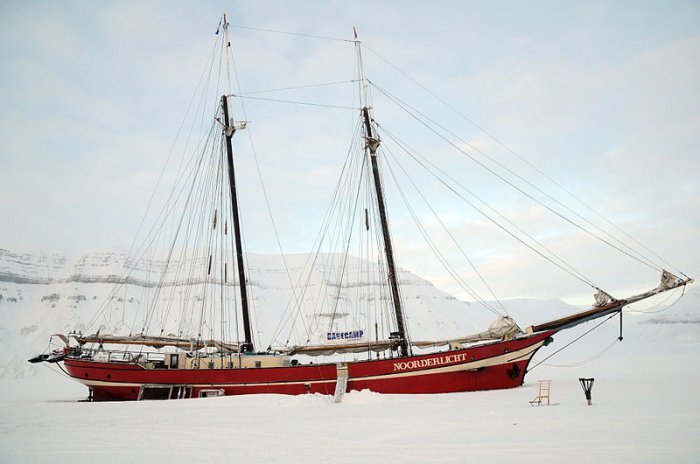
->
[356,33,410,357]
[221,16,254,353]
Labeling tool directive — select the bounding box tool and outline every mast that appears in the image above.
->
[219,15,254,353]
[222,94,254,353]
[356,34,410,357]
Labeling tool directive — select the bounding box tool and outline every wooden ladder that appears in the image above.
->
[530,379,552,406]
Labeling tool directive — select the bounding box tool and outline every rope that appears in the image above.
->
[542,338,619,368]
[229,24,354,43]
[234,79,360,96]
[370,80,664,275]
[42,362,72,379]
[528,312,620,371]
[378,123,599,291]
[625,286,685,314]
[382,145,504,316]
[235,94,360,110]
[364,45,679,276]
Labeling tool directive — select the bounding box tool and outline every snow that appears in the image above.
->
[2,301,699,463]
[2,339,699,463]
[1,250,699,462]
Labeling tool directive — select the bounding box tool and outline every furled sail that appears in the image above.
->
[413,316,523,349]
[527,271,693,333]
[286,316,524,355]
[283,340,399,356]
[75,334,240,353]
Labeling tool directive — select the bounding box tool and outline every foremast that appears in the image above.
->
[356,33,410,357]
[221,16,254,353]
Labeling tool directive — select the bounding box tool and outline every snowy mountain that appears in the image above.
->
[1,248,697,379]
[2,249,699,464]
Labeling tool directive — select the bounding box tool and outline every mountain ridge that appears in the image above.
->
[0,249,696,380]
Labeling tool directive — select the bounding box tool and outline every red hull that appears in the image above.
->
[63,331,555,401]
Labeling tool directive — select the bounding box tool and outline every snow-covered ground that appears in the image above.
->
[1,250,699,463]
[2,331,699,464]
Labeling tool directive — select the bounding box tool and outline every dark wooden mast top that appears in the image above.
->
[222,95,254,353]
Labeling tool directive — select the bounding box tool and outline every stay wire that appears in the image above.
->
[381,142,506,315]
[86,34,223,333]
[229,24,354,43]
[327,153,368,332]
[370,80,663,275]
[543,338,619,368]
[235,95,360,110]
[528,312,619,371]
[227,35,313,348]
[268,120,363,346]
[378,123,599,291]
[234,79,360,96]
[625,286,684,314]
[86,34,224,335]
[364,44,680,277]
[384,152,502,316]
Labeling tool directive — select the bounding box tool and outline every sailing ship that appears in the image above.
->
[29,17,692,401]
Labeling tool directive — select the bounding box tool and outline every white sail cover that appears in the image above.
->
[413,316,523,349]
[285,316,523,355]
[657,270,680,291]
[284,340,398,356]
[594,289,612,307]
[75,334,240,353]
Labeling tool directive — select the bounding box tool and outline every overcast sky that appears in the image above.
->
[1,0,698,305]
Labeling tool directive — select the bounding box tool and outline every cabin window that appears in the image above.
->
[169,354,179,369]
[208,362,214,369]
[255,361,262,368]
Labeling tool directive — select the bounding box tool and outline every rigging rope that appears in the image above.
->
[370,80,665,275]
[236,95,360,110]
[381,144,505,316]
[542,338,619,368]
[625,286,685,314]
[227,33,315,349]
[378,123,600,291]
[84,34,226,335]
[229,24,354,43]
[363,45,681,276]
[528,312,619,371]
[234,79,361,96]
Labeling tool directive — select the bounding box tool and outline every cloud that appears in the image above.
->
[0,1,697,304]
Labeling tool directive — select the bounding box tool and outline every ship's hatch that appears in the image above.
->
[138,384,192,400]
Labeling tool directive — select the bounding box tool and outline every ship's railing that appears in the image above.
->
[74,347,165,364]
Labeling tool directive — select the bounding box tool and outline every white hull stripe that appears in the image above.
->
[358,341,544,382]
[77,341,544,390]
